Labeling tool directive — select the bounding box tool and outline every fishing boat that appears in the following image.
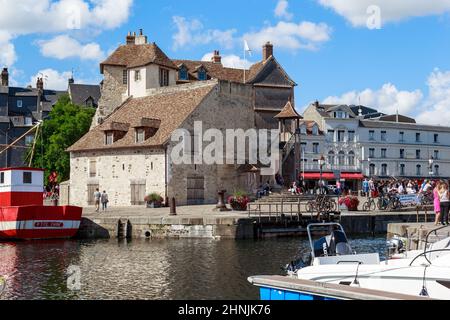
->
[0,167,82,240]
[249,223,450,300]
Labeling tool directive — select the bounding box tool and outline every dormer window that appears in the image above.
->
[105,132,114,145]
[300,125,307,135]
[197,67,207,81]
[102,122,129,146]
[134,70,141,82]
[334,111,347,119]
[179,66,188,81]
[159,68,169,87]
[136,128,145,143]
[312,125,319,135]
[17,100,23,108]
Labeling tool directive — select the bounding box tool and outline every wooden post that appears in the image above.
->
[170,197,177,216]
[424,206,427,223]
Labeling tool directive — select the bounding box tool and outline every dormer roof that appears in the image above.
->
[275,101,302,119]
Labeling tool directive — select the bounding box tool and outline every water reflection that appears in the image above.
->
[0,236,386,300]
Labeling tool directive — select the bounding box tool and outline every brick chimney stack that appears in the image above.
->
[135,29,148,45]
[1,68,8,86]
[36,77,44,91]
[263,42,273,61]
[211,50,222,64]
[126,31,136,45]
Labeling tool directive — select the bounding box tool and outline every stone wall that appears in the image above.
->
[69,148,166,207]
[92,66,128,128]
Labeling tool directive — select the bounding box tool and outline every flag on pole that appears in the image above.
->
[244,40,252,56]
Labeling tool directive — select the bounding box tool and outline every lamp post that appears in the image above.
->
[318,155,325,194]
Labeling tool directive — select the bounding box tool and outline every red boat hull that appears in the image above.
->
[0,206,82,240]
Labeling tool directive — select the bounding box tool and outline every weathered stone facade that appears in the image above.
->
[93,66,128,127]
[70,148,166,207]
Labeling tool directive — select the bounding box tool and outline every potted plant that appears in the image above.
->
[227,190,250,211]
[338,195,360,211]
[145,193,164,208]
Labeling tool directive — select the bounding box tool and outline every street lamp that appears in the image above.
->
[318,155,325,194]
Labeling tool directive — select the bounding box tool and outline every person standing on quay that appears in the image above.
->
[101,191,109,212]
[94,188,101,212]
[439,183,450,226]
[434,181,442,225]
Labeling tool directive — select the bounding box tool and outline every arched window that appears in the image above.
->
[348,151,355,166]
[369,164,376,176]
[435,165,440,176]
[338,151,345,166]
[198,68,207,81]
[179,66,188,81]
[416,165,422,176]
[328,151,335,166]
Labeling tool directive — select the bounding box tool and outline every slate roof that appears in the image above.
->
[360,120,450,132]
[68,82,216,152]
[172,59,247,83]
[100,43,178,73]
[69,83,101,106]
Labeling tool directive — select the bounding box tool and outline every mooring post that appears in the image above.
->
[170,197,177,216]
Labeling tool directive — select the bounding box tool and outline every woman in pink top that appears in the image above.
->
[434,181,442,225]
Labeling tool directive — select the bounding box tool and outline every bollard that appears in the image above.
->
[170,197,177,216]
[215,190,231,212]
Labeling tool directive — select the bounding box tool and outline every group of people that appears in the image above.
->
[93,189,109,212]
[362,178,436,198]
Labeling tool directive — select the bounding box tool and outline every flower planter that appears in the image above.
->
[228,193,250,212]
[338,196,359,212]
[146,202,162,208]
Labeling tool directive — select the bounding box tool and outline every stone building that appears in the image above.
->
[0,68,65,167]
[298,102,450,190]
[68,30,296,207]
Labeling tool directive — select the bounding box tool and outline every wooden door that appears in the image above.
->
[131,182,146,205]
[187,176,205,205]
[87,184,99,205]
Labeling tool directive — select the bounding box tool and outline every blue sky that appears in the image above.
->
[2,0,450,125]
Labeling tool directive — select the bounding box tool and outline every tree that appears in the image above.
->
[28,94,95,183]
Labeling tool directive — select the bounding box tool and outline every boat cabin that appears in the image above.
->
[0,168,44,206]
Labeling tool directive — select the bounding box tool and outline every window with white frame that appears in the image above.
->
[348,131,355,142]
[134,70,141,82]
[369,164,376,176]
[24,135,34,146]
[381,164,388,176]
[135,128,145,143]
[348,151,355,166]
[17,100,23,108]
[416,165,422,176]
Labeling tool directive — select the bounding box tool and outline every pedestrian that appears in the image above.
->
[439,183,450,226]
[101,190,109,212]
[94,188,101,212]
[362,178,369,197]
[434,181,442,226]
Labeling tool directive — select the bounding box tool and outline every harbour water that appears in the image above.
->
[0,236,386,300]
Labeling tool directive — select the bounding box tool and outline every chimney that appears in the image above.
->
[314,100,320,109]
[1,68,8,86]
[68,77,75,85]
[36,77,44,91]
[126,31,136,45]
[134,29,148,45]
[262,42,273,61]
[211,50,222,64]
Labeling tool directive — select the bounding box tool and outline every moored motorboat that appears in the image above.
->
[0,168,82,240]
[249,222,450,300]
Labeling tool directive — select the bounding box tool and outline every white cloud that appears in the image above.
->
[321,69,450,126]
[243,21,332,51]
[317,0,450,27]
[0,0,133,68]
[323,83,423,116]
[201,53,253,69]
[0,0,133,34]
[415,69,450,126]
[172,16,237,50]
[275,0,293,20]
[0,31,16,67]
[30,69,73,91]
[29,68,96,90]
[38,35,105,61]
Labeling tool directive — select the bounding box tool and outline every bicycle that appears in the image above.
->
[362,198,376,212]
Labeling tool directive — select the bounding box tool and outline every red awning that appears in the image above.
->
[341,173,365,180]
[301,172,335,180]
